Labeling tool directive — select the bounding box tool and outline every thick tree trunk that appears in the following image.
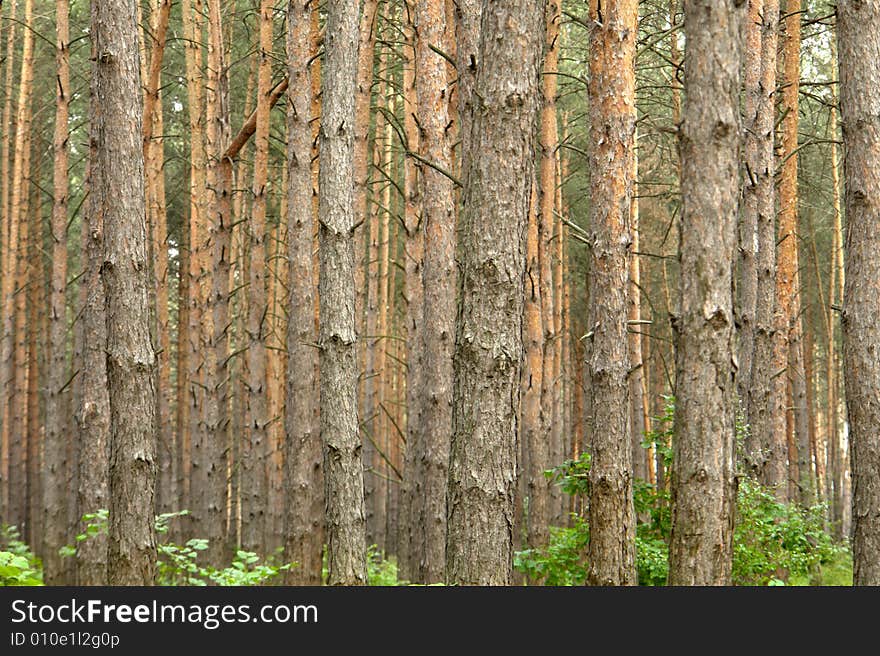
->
[668,0,742,586]
[446,0,543,586]
[839,0,880,586]
[320,0,367,585]
[585,0,638,586]
[94,0,158,585]
[284,0,323,586]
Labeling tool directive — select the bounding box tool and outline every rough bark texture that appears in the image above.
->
[399,0,422,580]
[94,0,158,585]
[320,0,366,585]
[446,0,543,586]
[0,0,33,532]
[43,0,71,585]
[410,0,456,583]
[240,0,273,552]
[839,0,880,586]
[284,0,324,585]
[667,0,742,586]
[586,0,637,586]
[747,0,779,484]
[202,0,229,565]
[774,0,810,505]
[738,0,762,412]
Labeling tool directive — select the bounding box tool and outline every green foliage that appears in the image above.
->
[63,509,294,586]
[516,395,849,586]
[642,395,674,473]
[515,517,590,586]
[544,452,591,498]
[366,545,402,586]
[0,525,42,586]
[732,477,841,585]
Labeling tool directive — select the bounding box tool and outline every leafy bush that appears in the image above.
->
[0,525,42,586]
[366,545,402,586]
[733,477,840,585]
[63,509,294,586]
[515,395,848,586]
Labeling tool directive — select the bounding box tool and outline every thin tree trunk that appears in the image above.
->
[399,0,422,581]
[410,0,456,583]
[43,0,71,585]
[667,0,742,586]
[241,0,273,552]
[747,0,780,486]
[284,0,323,584]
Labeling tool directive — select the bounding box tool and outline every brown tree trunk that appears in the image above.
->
[585,0,638,586]
[409,0,456,583]
[319,0,367,585]
[399,0,422,580]
[738,0,762,413]
[668,0,742,586]
[94,0,158,585]
[43,0,71,585]
[0,0,33,532]
[284,0,323,584]
[446,0,543,586]
[241,0,273,552]
[775,0,810,505]
[747,0,780,485]
[839,0,880,585]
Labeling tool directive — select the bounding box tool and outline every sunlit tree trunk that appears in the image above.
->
[585,0,637,586]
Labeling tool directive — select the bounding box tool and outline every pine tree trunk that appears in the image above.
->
[839,0,880,586]
[320,0,367,585]
[747,0,780,485]
[43,0,71,585]
[446,0,543,586]
[284,0,323,584]
[94,0,158,585]
[399,0,422,580]
[668,0,742,586]
[585,0,638,586]
[409,0,456,583]
[241,0,273,552]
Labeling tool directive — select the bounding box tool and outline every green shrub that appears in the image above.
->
[0,525,42,586]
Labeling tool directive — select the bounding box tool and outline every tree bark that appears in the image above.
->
[668,0,742,586]
[320,0,367,585]
[585,0,638,586]
[409,0,456,583]
[747,0,780,485]
[43,0,71,585]
[94,0,158,585]
[284,0,324,585]
[446,0,543,586]
[839,0,880,586]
